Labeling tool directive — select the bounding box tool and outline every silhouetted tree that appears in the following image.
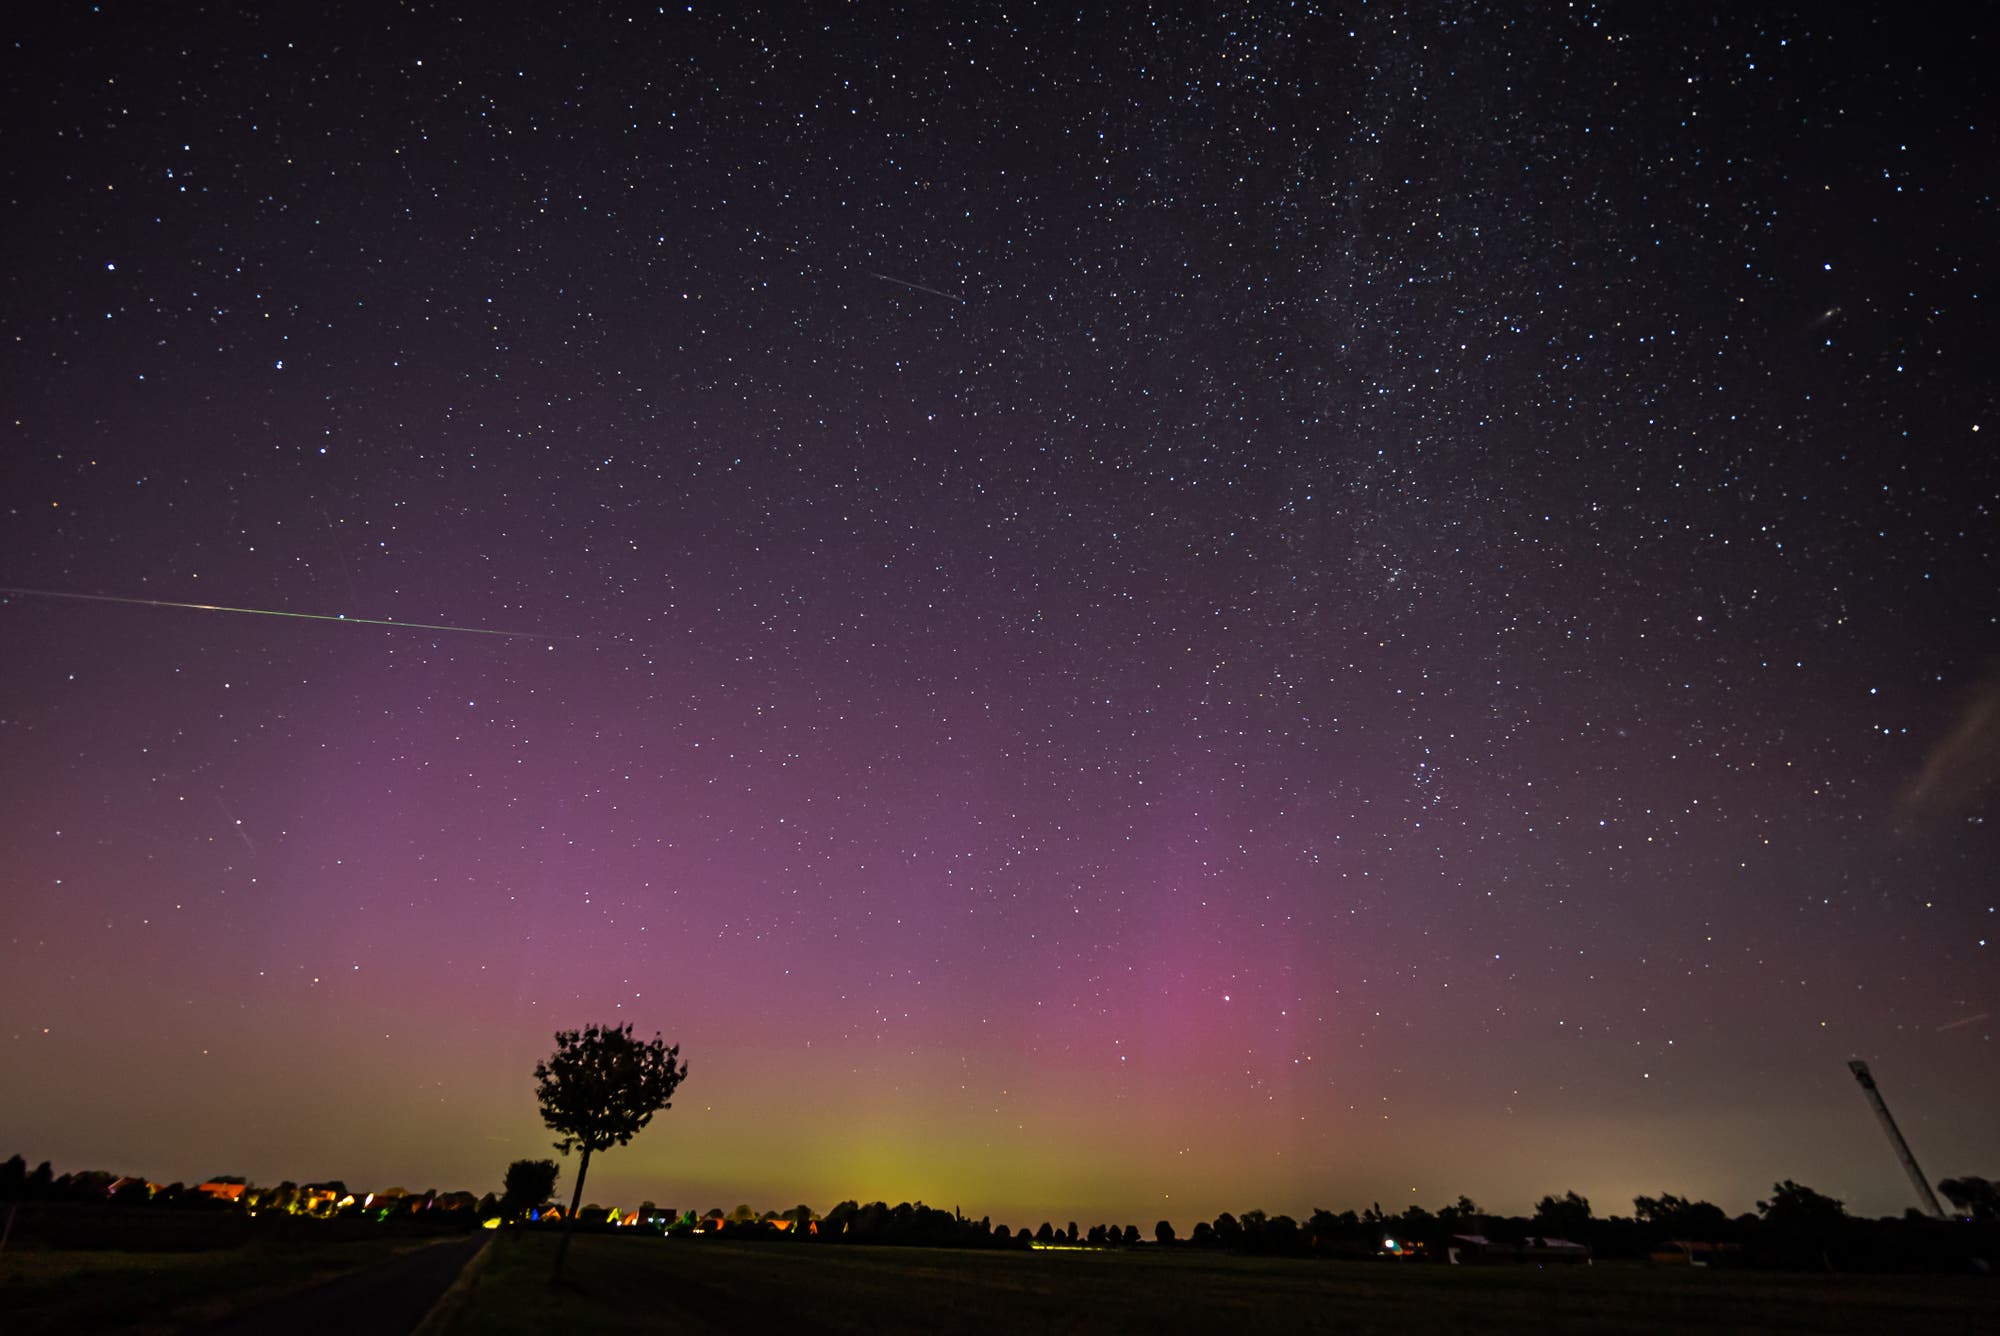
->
[534,1023,688,1283]
[822,1200,858,1239]
[1533,1190,1593,1238]
[1212,1212,1241,1248]
[1633,1193,1731,1242]
[0,1155,25,1199]
[1066,1221,1079,1243]
[1306,1208,1338,1249]
[1437,1196,1484,1233]
[1035,1221,1054,1244]
[1757,1180,1847,1269]
[1155,1219,1176,1244]
[1190,1220,1215,1247]
[502,1158,559,1220]
[1122,1224,1141,1246]
[1939,1176,2000,1222]
[26,1161,54,1199]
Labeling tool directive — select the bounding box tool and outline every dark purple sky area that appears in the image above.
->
[3,4,1993,1228]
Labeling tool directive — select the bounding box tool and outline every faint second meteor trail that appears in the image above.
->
[0,586,546,638]
[866,271,967,303]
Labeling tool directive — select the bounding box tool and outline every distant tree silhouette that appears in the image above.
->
[1533,1190,1592,1238]
[1066,1221,1079,1243]
[502,1159,559,1221]
[1633,1192,1731,1242]
[1212,1211,1241,1247]
[1035,1221,1054,1244]
[1306,1207,1367,1256]
[1155,1218,1176,1244]
[1237,1208,1268,1251]
[0,1155,25,1199]
[1190,1220,1215,1247]
[26,1161,53,1199]
[533,1023,688,1284]
[1437,1196,1483,1233]
[1122,1224,1141,1246]
[1757,1180,1847,1269]
[1939,1176,1999,1222]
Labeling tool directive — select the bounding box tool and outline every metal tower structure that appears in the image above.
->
[1846,1060,1947,1219]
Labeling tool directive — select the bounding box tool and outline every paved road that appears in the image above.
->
[199,1233,488,1336]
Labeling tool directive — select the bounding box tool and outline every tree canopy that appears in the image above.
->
[1939,1176,1999,1222]
[1533,1190,1592,1237]
[501,1158,558,1219]
[534,1023,688,1157]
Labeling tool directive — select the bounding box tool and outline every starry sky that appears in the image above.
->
[2,3,1994,1229]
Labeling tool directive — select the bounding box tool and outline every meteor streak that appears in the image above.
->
[866,271,967,304]
[0,586,545,638]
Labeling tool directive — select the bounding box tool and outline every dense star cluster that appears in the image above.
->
[2,5,1992,1226]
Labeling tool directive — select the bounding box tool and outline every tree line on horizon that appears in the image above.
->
[8,1150,1997,1271]
[492,1159,1999,1272]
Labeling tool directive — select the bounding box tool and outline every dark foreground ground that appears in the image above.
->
[0,1235,461,1335]
[202,1233,485,1336]
[447,1234,1997,1335]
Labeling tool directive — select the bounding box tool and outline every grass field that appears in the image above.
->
[0,1238,432,1335]
[447,1234,1996,1334]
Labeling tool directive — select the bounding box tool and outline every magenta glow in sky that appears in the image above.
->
[2,3,1993,1229]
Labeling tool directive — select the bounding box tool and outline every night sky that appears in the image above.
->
[3,4,1994,1229]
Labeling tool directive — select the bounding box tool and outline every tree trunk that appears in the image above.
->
[551,1146,592,1285]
